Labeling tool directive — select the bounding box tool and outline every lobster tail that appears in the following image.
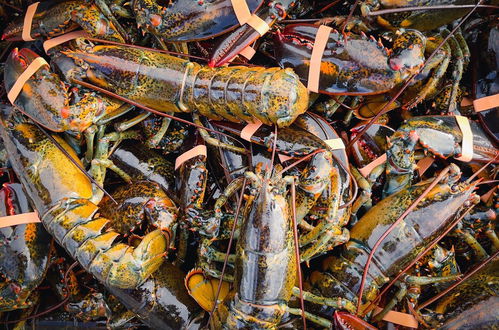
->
[183,65,309,127]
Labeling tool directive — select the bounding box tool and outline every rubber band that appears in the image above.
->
[230,0,269,36]
[324,138,345,150]
[473,93,499,112]
[7,57,49,104]
[240,120,262,141]
[359,153,387,178]
[22,2,39,41]
[43,31,89,53]
[307,25,332,93]
[239,45,256,60]
[374,307,418,328]
[246,14,269,36]
[454,115,473,162]
[175,145,207,170]
[416,156,434,176]
[0,211,41,227]
[230,0,252,24]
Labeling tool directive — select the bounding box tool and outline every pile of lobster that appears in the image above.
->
[0,0,497,328]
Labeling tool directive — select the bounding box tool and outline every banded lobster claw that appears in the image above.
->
[208,0,298,67]
[273,24,426,95]
[133,0,262,41]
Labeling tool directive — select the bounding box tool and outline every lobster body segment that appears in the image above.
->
[64,45,309,127]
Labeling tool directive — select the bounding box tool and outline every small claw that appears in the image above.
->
[209,24,261,67]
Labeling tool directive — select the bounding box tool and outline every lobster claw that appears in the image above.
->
[4,48,68,132]
[209,0,296,67]
[334,311,378,330]
[133,0,262,41]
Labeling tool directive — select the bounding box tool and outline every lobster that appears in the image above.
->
[294,163,481,327]
[421,256,499,329]
[0,108,206,328]
[274,24,470,115]
[62,43,309,127]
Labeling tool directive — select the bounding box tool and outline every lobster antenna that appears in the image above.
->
[368,4,499,16]
[13,106,118,204]
[362,178,479,316]
[465,154,498,183]
[71,78,249,152]
[278,149,325,175]
[417,249,499,311]
[209,177,248,323]
[291,178,307,329]
[347,0,484,149]
[356,165,452,314]
[86,37,258,67]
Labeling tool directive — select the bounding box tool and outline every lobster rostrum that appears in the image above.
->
[62,43,309,127]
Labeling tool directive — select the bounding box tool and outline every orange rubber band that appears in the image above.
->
[240,120,262,141]
[473,93,499,112]
[7,57,49,104]
[175,145,207,170]
[22,2,39,41]
[230,0,269,36]
[246,14,269,36]
[359,153,387,178]
[307,25,332,93]
[0,211,40,227]
[231,0,252,24]
[455,115,473,162]
[324,138,345,150]
[416,156,434,176]
[239,45,256,60]
[374,307,418,328]
[43,31,89,53]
